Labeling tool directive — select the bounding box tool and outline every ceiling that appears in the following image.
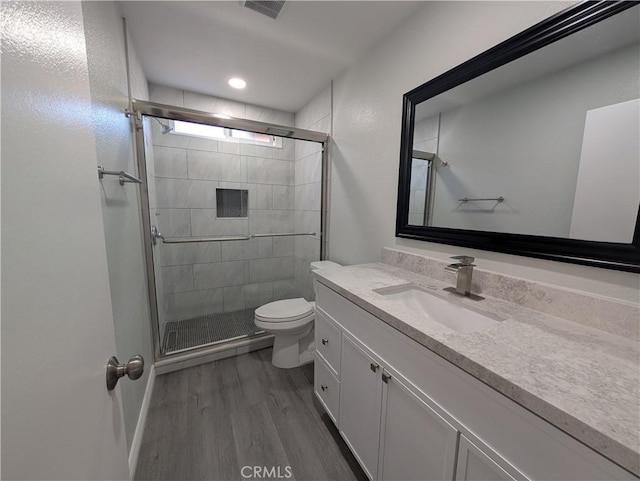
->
[119,1,425,113]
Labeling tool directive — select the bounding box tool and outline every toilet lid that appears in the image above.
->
[255,298,314,323]
[310,260,341,270]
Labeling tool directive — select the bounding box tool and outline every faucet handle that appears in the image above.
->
[450,255,475,266]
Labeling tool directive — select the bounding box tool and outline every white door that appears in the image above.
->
[378,369,458,481]
[339,335,383,480]
[569,99,640,243]
[2,2,130,479]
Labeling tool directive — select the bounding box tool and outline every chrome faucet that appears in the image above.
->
[445,255,475,297]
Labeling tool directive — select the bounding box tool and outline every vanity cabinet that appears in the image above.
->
[313,282,635,481]
[337,331,459,481]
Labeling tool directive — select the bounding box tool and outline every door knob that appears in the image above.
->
[106,355,144,391]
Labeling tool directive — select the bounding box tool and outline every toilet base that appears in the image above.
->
[271,326,315,369]
[298,349,314,367]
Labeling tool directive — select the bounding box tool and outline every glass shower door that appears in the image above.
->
[140,114,323,356]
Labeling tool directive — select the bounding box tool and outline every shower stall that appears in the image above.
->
[132,101,328,360]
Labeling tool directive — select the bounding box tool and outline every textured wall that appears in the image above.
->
[330,1,639,303]
[81,0,153,452]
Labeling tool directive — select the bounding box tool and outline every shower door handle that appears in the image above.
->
[151,225,165,245]
[106,355,144,391]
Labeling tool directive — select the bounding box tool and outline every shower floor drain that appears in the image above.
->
[162,308,263,354]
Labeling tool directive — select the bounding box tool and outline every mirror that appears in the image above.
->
[396,2,640,272]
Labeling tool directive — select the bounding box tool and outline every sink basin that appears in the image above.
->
[374,284,502,334]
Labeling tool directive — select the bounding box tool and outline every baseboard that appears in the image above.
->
[128,364,156,480]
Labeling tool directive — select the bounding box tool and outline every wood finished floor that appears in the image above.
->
[135,348,367,481]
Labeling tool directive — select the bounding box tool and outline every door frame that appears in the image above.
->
[131,100,330,363]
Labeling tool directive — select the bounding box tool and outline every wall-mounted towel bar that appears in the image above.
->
[98,165,142,185]
[458,196,504,203]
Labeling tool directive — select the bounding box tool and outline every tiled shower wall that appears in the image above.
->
[148,84,300,328]
[294,84,332,301]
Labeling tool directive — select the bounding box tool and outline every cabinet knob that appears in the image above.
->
[321,384,327,391]
[321,338,328,345]
[382,372,392,384]
[370,362,380,372]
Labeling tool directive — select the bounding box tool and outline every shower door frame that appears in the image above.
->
[132,100,330,363]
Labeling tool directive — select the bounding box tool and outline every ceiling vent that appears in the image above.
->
[241,1,286,20]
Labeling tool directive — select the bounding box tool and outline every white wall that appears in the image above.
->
[81,0,153,451]
[330,1,639,303]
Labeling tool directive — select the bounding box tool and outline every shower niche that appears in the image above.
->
[136,103,328,358]
[216,188,249,218]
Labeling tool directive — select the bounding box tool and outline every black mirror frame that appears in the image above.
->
[396,1,640,273]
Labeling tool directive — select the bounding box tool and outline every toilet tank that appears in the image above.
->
[310,260,341,272]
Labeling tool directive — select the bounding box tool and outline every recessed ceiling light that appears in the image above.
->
[213,113,232,119]
[228,78,246,89]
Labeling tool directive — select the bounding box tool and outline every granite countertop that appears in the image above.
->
[312,262,640,476]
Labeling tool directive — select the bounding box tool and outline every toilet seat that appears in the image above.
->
[255,298,314,323]
[254,313,314,333]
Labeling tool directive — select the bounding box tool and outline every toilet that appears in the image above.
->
[254,260,341,368]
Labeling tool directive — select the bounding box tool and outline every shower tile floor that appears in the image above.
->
[162,308,263,354]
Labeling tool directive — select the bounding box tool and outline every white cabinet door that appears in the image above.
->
[378,369,458,481]
[456,435,526,481]
[339,335,384,480]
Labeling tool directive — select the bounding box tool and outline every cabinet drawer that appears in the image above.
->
[315,310,342,376]
[315,356,340,424]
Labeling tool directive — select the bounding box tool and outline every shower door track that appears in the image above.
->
[131,99,331,364]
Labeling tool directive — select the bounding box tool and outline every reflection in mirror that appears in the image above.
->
[408,149,436,226]
[408,5,639,244]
